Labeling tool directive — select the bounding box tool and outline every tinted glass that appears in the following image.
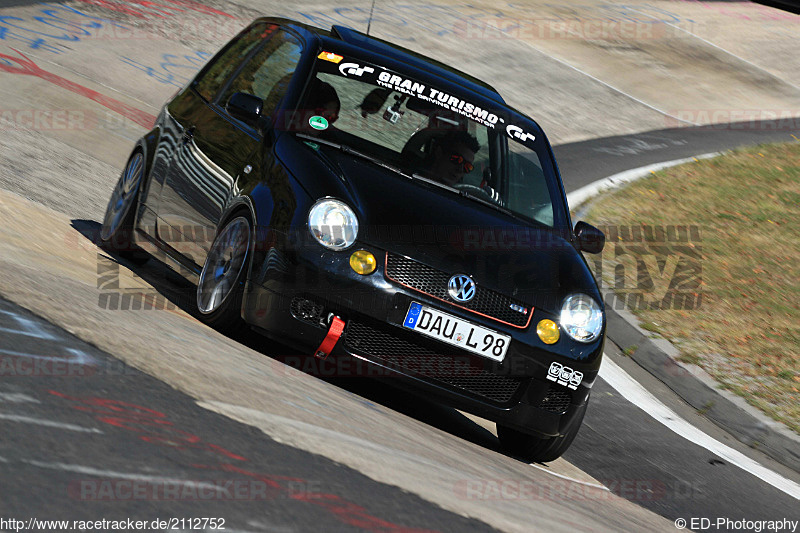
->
[194,23,277,102]
[293,58,562,228]
[220,30,303,117]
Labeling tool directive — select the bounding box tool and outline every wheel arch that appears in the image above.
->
[218,197,257,231]
[217,198,259,285]
[131,126,162,232]
[138,126,161,177]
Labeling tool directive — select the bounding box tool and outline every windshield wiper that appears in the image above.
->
[296,133,534,224]
[455,188,524,219]
[296,133,415,180]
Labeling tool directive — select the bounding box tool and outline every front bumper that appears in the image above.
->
[242,235,603,438]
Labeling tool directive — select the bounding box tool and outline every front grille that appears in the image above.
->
[539,388,572,414]
[385,254,531,327]
[344,320,524,404]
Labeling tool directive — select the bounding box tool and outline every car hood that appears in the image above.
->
[278,135,600,312]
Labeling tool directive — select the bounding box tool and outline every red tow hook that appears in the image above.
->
[314,315,345,359]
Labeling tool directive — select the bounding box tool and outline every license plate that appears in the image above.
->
[402,302,510,362]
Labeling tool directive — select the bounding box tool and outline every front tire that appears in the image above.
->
[196,215,251,334]
[498,400,588,463]
[100,150,148,263]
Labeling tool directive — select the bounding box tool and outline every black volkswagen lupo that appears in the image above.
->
[101,17,606,462]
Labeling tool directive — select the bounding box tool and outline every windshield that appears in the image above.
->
[288,51,565,229]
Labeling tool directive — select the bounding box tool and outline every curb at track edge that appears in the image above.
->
[567,154,800,474]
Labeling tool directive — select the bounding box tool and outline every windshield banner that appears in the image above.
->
[317,52,539,148]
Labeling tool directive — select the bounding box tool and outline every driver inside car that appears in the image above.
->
[289,78,340,132]
[425,130,478,186]
[308,79,340,126]
[421,131,503,205]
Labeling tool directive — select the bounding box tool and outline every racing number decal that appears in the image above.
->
[546,362,583,390]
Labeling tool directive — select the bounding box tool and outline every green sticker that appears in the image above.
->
[309,115,329,131]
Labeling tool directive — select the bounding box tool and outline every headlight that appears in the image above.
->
[560,294,603,343]
[308,199,359,250]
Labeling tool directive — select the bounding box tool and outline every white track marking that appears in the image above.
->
[0,455,7,463]
[599,357,800,500]
[528,463,609,490]
[566,152,720,208]
[21,460,229,494]
[515,40,698,125]
[0,325,53,338]
[0,414,103,434]
[0,393,41,404]
[0,347,95,365]
[0,309,59,339]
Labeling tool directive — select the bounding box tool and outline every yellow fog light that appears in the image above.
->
[537,319,560,345]
[350,250,376,275]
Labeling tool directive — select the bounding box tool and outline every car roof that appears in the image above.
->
[255,17,506,105]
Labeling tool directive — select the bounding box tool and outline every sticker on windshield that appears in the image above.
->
[309,116,329,130]
[546,362,584,390]
[318,51,343,64]
[506,125,536,144]
[374,71,500,128]
[317,56,502,129]
[339,62,375,77]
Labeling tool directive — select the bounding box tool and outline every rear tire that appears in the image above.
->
[196,215,251,334]
[498,399,588,463]
[100,150,149,264]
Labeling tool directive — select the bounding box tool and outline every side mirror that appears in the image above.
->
[227,92,263,127]
[574,221,605,254]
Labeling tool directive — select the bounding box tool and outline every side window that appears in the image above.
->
[507,143,553,226]
[464,124,491,187]
[194,23,277,102]
[220,30,303,118]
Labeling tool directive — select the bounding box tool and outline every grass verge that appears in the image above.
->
[584,141,800,434]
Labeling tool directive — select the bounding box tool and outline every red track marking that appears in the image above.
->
[70,0,234,19]
[49,391,436,531]
[217,464,438,533]
[0,48,156,129]
[49,391,248,461]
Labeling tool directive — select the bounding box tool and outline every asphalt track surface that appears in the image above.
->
[1,1,800,532]
[0,297,495,533]
[553,123,800,192]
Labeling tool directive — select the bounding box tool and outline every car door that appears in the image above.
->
[157,22,303,269]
